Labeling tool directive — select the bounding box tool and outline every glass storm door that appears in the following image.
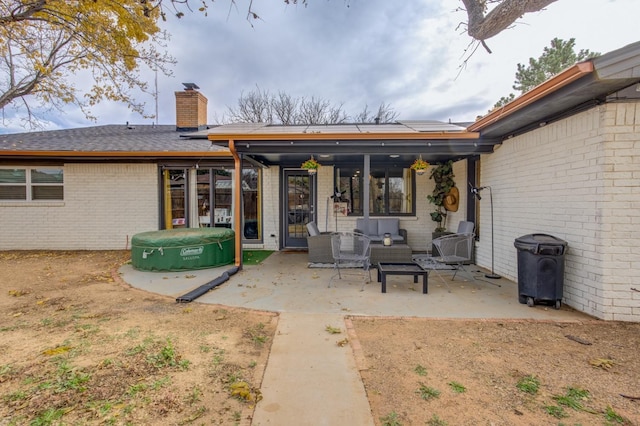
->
[283,170,315,248]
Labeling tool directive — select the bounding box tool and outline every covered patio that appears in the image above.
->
[202,120,499,269]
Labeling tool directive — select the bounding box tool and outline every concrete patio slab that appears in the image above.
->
[120,251,588,321]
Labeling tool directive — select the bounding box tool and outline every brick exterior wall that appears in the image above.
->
[477,102,640,321]
[0,163,158,250]
[248,165,280,251]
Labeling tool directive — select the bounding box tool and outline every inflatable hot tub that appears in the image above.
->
[131,228,235,271]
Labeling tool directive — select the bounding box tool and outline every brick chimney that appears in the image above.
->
[175,83,208,132]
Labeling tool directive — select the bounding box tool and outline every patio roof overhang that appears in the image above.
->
[206,127,499,166]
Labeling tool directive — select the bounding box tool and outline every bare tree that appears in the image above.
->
[353,103,399,123]
[326,104,349,125]
[376,103,399,123]
[227,88,391,125]
[227,86,273,123]
[297,96,350,125]
[272,91,298,125]
[352,105,372,123]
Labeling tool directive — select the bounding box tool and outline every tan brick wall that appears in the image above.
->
[478,102,640,321]
[0,164,158,250]
[175,90,208,129]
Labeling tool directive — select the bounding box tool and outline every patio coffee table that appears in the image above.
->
[377,262,428,294]
[370,244,412,265]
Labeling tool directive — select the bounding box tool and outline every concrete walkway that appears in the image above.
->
[119,251,589,425]
[250,312,373,426]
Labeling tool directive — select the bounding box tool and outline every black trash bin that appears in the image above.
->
[514,234,567,309]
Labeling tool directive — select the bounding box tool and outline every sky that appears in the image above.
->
[2,0,639,133]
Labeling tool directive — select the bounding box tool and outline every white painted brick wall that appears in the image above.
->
[0,163,158,250]
[260,166,280,251]
[478,102,640,321]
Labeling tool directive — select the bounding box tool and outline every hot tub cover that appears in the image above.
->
[131,228,235,271]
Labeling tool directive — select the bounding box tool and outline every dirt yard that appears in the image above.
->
[0,251,276,425]
[1,251,639,426]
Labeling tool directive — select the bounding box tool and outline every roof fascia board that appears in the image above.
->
[467,62,594,132]
[208,131,479,142]
[0,151,232,158]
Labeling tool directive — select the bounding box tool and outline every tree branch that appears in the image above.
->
[462,0,557,42]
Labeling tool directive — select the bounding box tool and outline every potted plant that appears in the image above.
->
[427,160,455,233]
[410,156,429,175]
[301,157,320,175]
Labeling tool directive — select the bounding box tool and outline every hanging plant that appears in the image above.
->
[301,157,320,174]
[410,156,429,175]
[426,160,455,232]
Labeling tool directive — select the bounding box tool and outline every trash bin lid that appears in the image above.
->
[514,233,567,254]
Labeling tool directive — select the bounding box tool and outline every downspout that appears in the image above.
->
[228,139,243,269]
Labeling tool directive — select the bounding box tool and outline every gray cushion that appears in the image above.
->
[306,221,321,236]
[456,221,475,234]
[356,218,378,236]
[377,218,399,235]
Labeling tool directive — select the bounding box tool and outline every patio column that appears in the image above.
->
[363,154,370,231]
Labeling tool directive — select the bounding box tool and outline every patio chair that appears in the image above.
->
[330,232,372,290]
[431,232,499,291]
[306,221,333,264]
[433,232,494,293]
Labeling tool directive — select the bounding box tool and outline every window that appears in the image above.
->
[164,169,187,228]
[336,166,414,216]
[0,167,64,201]
[163,166,262,241]
[241,168,261,240]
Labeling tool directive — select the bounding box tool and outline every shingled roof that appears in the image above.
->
[0,124,229,159]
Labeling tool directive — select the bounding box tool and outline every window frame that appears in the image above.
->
[0,167,64,201]
[335,164,416,217]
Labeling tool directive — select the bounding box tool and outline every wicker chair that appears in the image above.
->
[306,222,333,264]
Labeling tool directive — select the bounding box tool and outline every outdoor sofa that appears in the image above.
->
[354,218,407,244]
